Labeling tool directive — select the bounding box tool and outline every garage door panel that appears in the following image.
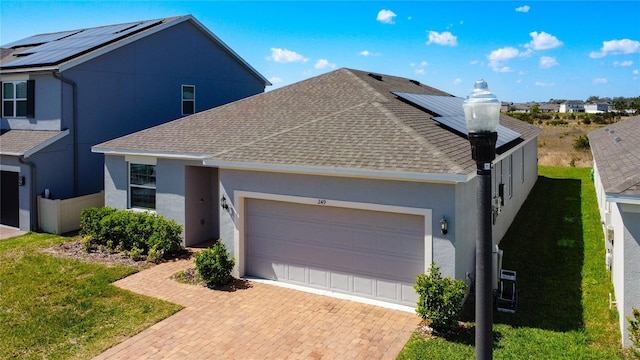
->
[330,272,350,292]
[376,280,400,301]
[245,198,425,307]
[402,284,419,303]
[309,268,328,287]
[353,276,374,297]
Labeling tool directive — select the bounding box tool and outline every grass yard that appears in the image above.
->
[0,232,182,359]
[398,166,622,359]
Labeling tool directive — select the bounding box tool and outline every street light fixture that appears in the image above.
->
[463,79,501,360]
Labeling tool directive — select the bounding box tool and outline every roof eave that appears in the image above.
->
[203,159,470,184]
[606,192,640,205]
[92,146,212,161]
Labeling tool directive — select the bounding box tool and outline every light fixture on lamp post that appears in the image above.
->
[463,79,501,360]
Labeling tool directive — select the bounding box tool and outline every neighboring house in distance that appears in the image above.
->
[0,15,269,231]
[585,102,612,114]
[589,115,640,348]
[538,103,560,113]
[93,68,541,309]
[559,100,585,113]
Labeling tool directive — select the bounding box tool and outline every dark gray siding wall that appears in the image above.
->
[66,20,265,196]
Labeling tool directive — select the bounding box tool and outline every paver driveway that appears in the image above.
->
[94,258,419,359]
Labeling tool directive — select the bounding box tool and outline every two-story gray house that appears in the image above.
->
[93,69,540,309]
[0,15,269,231]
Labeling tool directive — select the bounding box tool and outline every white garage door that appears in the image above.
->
[245,199,425,307]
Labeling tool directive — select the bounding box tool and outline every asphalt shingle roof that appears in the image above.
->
[588,115,640,196]
[0,130,67,157]
[94,68,540,177]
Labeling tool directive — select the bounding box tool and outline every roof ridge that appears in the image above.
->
[370,101,466,174]
[342,68,389,103]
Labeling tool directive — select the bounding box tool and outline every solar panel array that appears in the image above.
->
[392,92,522,149]
[2,20,161,68]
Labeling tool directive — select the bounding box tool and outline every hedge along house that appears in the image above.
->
[589,115,640,347]
[0,15,269,231]
[93,68,540,309]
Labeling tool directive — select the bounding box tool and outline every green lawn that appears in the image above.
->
[0,233,182,359]
[398,166,622,359]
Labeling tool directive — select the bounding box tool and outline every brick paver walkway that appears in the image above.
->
[93,258,419,359]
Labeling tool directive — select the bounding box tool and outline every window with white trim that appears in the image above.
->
[129,163,156,209]
[2,80,34,118]
[182,85,195,115]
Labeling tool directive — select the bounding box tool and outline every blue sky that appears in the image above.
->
[1,1,639,103]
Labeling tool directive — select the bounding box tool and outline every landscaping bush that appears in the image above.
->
[573,135,590,151]
[195,240,235,286]
[415,262,466,331]
[79,207,117,239]
[79,207,183,261]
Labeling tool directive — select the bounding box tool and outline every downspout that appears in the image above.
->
[53,72,78,196]
[18,156,38,231]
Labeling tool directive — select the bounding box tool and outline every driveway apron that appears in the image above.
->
[93,258,419,359]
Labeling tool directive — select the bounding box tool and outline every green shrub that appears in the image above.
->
[628,307,640,358]
[80,207,117,238]
[129,246,144,261]
[148,217,182,256]
[80,235,94,252]
[573,135,590,151]
[415,262,466,331]
[195,240,235,286]
[79,207,183,260]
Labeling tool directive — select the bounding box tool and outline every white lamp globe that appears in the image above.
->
[463,79,501,133]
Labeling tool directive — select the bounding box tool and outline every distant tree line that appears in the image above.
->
[548,96,640,113]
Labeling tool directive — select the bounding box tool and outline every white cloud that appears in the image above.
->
[454,78,462,85]
[268,76,283,84]
[515,5,530,13]
[412,60,429,75]
[267,48,308,63]
[469,60,479,65]
[613,60,633,67]
[535,81,555,87]
[358,50,379,56]
[539,56,558,69]
[377,9,397,24]
[527,31,563,50]
[419,60,428,67]
[315,59,336,70]
[487,47,519,70]
[426,31,458,46]
[593,78,608,85]
[590,39,640,58]
[415,68,426,75]
[634,69,639,75]
[494,66,514,73]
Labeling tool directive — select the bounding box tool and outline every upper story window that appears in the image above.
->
[129,163,156,210]
[2,80,35,118]
[182,85,195,115]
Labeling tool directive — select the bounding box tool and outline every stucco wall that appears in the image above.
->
[621,205,640,347]
[219,169,458,278]
[0,73,62,131]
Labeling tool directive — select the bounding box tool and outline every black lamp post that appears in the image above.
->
[463,79,501,360]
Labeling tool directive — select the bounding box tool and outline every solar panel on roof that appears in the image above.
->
[2,19,162,68]
[2,30,80,48]
[393,92,522,149]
